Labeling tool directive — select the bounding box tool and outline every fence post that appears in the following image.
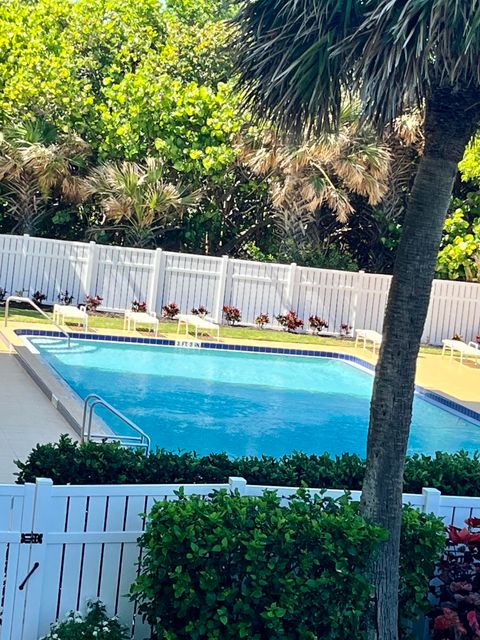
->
[20,478,53,640]
[212,255,229,324]
[147,248,164,314]
[17,233,30,296]
[422,487,441,516]
[285,262,297,312]
[229,477,247,496]
[83,241,98,297]
[351,270,366,333]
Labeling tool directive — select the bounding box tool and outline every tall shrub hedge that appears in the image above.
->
[130,490,444,639]
[15,435,480,496]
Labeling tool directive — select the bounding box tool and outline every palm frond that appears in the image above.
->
[233,0,480,134]
[340,0,480,127]
[233,0,367,134]
[87,160,199,247]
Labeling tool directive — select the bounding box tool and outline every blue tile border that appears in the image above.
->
[16,329,480,425]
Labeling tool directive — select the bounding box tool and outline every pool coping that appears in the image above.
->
[14,328,480,430]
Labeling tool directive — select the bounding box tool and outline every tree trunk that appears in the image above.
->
[360,87,480,640]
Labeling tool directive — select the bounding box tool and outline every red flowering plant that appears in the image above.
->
[309,315,329,334]
[32,290,47,305]
[162,302,179,319]
[429,517,480,639]
[223,305,241,325]
[85,295,103,312]
[340,323,353,337]
[276,310,304,332]
[131,300,147,313]
[255,313,269,328]
[191,305,209,317]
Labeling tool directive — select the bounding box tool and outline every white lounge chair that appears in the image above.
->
[124,310,159,336]
[53,304,88,332]
[442,339,480,365]
[355,329,382,354]
[177,313,220,341]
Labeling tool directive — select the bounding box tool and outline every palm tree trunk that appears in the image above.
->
[360,88,480,640]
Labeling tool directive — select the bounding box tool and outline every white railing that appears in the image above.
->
[0,477,478,640]
[1,233,479,344]
[4,295,71,346]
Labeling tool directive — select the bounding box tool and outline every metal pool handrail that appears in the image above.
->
[82,393,151,455]
[4,295,71,347]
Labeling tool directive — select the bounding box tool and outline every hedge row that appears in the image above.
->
[15,435,480,496]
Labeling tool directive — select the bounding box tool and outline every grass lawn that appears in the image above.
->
[0,305,443,354]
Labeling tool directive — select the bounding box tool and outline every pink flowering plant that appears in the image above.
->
[40,600,129,639]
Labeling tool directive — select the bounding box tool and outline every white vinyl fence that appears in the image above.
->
[0,477,478,640]
[1,234,479,344]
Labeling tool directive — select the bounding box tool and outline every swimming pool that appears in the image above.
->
[27,336,480,458]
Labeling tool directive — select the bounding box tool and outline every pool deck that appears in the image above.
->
[0,346,78,482]
[0,321,478,483]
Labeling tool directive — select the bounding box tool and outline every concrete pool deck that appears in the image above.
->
[0,349,78,481]
[0,321,478,482]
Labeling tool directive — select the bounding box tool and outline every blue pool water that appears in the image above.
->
[29,337,480,458]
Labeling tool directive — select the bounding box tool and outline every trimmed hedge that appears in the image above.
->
[15,435,480,496]
[130,489,445,639]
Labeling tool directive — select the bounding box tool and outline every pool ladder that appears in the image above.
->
[82,393,151,455]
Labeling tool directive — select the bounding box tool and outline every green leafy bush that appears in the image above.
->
[399,508,445,630]
[16,436,480,496]
[130,490,444,639]
[40,600,130,639]
[131,489,387,639]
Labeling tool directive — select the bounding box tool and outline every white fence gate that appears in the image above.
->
[1,234,480,344]
[2,478,480,639]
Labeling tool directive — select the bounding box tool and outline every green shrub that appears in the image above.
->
[40,600,130,639]
[130,490,445,640]
[16,436,480,496]
[131,489,387,640]
[399,508,445,632]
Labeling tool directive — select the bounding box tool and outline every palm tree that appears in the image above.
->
[85,158,200,248]
[0,119,90,233]
[232,2,480,639]
[237,103,390,245]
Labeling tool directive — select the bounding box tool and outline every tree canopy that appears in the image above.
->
[0,0,479,278]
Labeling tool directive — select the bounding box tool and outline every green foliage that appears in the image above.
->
[437,206,480,281]
[0,0,243,170]
[16,436,480,497]
[86,158,200,248]
[40,600,130,640]
[459,138,480,184]
[399,508,445,630]
[165,0,238,26]
[131,489,387,639]
[244,240,358,271]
